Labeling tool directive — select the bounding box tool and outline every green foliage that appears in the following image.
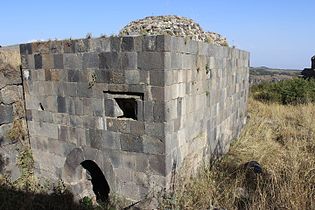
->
[14,147,40,191]
[80,196,93,209]
[16,147,34,176]
[251,78,315,105]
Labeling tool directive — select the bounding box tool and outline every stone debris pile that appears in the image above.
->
[119,15,228,46]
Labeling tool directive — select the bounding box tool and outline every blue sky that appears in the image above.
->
[1,0,314,69]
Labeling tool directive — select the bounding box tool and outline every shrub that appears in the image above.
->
[251,78,315,104]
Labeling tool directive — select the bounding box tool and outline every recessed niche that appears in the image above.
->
[104,91,144,121]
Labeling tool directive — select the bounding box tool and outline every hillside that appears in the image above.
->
[249,66,301,85]
[250,66,300,75]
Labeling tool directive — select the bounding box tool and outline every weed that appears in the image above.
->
[86,33,92,39]
[13,147,39,191]
[13,101,25,120]
[7,119,27,143]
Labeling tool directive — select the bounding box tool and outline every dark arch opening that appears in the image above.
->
[80,160,110,202]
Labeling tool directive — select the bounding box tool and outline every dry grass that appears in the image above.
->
[161,97,315,209]
[6,119,27,143]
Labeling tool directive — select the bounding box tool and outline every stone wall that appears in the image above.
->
[20,36,168,201]
[19,35,249,201]
[0,46,28,180]
[163,37,249,184]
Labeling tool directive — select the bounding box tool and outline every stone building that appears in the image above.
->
[18,35,249,201]
[301,55,315,79]
[0,16,249,204]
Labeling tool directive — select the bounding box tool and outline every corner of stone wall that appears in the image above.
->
[163,37,250,190]
[0,46,30,181]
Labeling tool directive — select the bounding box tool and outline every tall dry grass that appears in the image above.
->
[161,98,315,210]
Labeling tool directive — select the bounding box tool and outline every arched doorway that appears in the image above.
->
[80,160,110,202]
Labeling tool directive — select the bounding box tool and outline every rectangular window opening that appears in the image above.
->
[114,98,138,120]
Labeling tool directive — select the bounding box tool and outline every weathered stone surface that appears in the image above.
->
[63,40,75,53]
[89,37,110,52]
[65,148,84,171]
[110,36,121,52]
[18,33,249,203]
[74,39,89,53]
[0,86,23,104]
[68,70,79,82]
[99,52,120,70]
[171,52,182,69]
[54,54,64,69]
[145,122,164,138]
[142,134,164,155]
[129,121,145,135]
[0,47,27,184]
[34,54,42,69]
[120,134,143,153]
[104,99,124,117]
[143,36,157,51]
[49,41,63,54]
[42,54,54,69]
[121,52,137,70]
[138,52,164,70]
[89,130,120,150]
[0,64,21,88]
[20,43,32,55]
[150,86,164,101]
[48,139,76,157]
[149,154,165,175]
[64,54,83,70]
[0,104,13,125]
[125,70,140,84]
[57,96,66,113]
[83,53,99,69]
[150,71,164,86]
[121,37,134,51]
[0,123,12,144]
[153,102,165,122]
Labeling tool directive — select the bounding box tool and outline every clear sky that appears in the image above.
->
[1,0,314,69]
